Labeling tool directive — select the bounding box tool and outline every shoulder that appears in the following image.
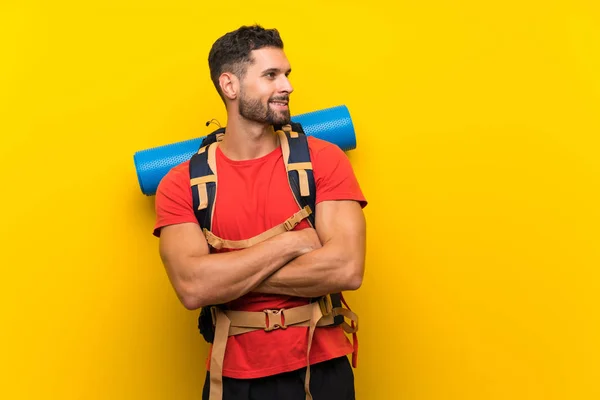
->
[306,136,367,207]
[163,160,191,182]
[156,160,191,195]
[170,159,191,176]
[307,136,346,160]
[153,159,197,237]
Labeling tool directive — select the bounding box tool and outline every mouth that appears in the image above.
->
[269,99,289,110]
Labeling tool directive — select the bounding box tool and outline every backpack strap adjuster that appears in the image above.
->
[284,205,312,231]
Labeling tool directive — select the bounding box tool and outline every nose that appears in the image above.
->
[279,75,294,95]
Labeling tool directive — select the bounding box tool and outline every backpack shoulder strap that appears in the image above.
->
[189,128,224,231]
[276,123,316,227]
[276,123,347,327]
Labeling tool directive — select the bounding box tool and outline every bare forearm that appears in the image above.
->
[254,244,364,297]
[254,200,367,298]
[168,232,307,309]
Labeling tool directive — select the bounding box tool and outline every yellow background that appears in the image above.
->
[1,1,599,399]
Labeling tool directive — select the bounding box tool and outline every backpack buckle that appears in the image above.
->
[283,219,295,231]
[264,309,287,332]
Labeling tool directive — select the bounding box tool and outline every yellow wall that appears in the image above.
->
[2,1,599,399]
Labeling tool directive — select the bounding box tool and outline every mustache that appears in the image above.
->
[269,96,289,102]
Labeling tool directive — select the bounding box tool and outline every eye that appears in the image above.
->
[265,72,276,79]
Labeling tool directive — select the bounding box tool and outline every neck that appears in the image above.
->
[219,112,279,161]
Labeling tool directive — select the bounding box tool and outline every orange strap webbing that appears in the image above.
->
[203,205,312,250]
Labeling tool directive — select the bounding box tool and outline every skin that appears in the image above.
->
[158,47,366,310]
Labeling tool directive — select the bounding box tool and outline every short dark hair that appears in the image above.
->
[208,25,284,101]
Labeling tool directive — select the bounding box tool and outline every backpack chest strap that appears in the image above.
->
[203,205,312,250]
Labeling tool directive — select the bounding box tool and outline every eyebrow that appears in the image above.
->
[262,68,292,75]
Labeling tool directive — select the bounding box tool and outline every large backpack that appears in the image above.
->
[188,122,345,343]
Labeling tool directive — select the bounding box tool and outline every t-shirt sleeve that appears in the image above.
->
[153,164,198,237]
[311,139,368,208]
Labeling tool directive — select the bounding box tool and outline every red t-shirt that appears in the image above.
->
[153,136,367,379]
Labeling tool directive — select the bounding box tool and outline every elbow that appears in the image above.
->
[346,274,363,291]
[181,295,204,310]
[174,274,235,310]
[343,260,364,291]
[177,281,209,310]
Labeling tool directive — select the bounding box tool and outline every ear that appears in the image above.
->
[219,72,239,101]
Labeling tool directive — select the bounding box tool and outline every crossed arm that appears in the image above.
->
[158,200,366,310]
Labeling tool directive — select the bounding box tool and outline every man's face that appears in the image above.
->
[237,47,294,125]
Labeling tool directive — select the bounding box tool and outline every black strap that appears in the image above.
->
[189,128,223,231]
[279,124,316,227]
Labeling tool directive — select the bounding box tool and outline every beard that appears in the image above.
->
[238,91,291,126]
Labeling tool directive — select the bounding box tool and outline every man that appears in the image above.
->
[153,24,367,400]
